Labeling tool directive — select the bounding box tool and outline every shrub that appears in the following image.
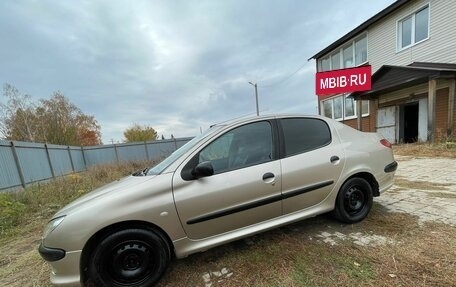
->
[0,192,25,235]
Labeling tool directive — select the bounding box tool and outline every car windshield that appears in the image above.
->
[146,125,222,175]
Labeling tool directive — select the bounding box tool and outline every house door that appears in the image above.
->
[402,103,419,143]
[377,106,397,143]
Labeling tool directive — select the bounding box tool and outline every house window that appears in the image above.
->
[331,52,340,70]
[320,95,369,120]
[318,33,367,71]
[345,97,355,117]
[343,45,354,68]
[355,36,367,65]
[320,56,330,71]
[398,5,429,50]
[322,100,333,118]
[334,97,343,119]
[415,6,429,42]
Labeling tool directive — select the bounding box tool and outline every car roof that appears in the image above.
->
[211,113,329,128]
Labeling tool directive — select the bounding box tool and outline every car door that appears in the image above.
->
[172,120,282,240]
[279,117,344,214]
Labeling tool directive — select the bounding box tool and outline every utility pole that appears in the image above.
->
[248,81,260,116]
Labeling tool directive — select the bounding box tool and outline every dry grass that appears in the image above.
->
[1,160,455,287]
[394,176,452,191]
[426,192,456,199]
[155,203,456,287]
[0,160,155,286]
[393,142,456,158]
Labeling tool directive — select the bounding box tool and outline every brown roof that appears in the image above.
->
[351,62,456,99]
[309,0,411,61]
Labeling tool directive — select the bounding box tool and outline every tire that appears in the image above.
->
[332,177,373,223]
[86,228,171,287]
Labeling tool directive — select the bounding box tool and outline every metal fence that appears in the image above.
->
[0,137,192,191]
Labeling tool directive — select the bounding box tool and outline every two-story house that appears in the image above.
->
[310,0,456,143]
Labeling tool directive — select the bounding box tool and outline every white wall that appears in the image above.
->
[418,98,428,142]
[368,0,456,72]
[317,0,456,72]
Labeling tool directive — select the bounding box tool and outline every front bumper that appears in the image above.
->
[38,242,82,286]
[39,242,66,262]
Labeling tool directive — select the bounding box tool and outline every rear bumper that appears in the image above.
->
[384,161,398,173]
[376,161,397,195]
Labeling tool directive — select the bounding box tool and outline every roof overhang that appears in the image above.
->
[350,62,456,100]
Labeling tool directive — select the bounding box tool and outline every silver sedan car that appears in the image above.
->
[39,114,397,286]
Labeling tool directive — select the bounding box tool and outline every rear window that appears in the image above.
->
[281,118,331,157]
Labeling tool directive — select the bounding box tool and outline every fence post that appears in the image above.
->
[114,143,119,162]
[144,141,150,160]
[10,141,26,188]
[45,143,56,178]
[173,138,178,150]
[67,146,75,172]
[81,146,87,170]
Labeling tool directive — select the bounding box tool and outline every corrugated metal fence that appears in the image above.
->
[0,138,192,191]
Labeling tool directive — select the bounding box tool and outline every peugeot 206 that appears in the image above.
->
[39,114,397,286]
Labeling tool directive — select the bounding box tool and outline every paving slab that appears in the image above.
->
[376,156,456,226]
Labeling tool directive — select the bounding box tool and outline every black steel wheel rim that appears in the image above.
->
[344,186,366,215]
[105,240,156,286]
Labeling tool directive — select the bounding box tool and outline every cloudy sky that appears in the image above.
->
[0,0,395,143]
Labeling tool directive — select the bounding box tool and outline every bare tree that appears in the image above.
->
[0,84,37,141]
[0,84,102,145]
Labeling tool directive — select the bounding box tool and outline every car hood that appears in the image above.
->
[54,175,157,218]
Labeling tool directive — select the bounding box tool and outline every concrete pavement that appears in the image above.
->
[375,155,456,226]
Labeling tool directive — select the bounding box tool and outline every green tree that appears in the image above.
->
[123,124,157,142]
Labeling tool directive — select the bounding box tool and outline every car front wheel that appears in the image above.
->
[86,228,171,287]
[332,177,373,223]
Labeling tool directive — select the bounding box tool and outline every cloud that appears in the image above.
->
[0,0,395,143]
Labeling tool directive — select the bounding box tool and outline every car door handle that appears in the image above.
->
[330,156,340,163]
[262,172,275,180]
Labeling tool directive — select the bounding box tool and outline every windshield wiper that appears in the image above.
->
[132,167,149,176]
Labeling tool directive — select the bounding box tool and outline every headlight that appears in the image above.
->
[43,216,66,238]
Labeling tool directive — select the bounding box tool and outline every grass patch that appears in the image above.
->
[156,204,455,287]
[394,176,451,191]
[0,160,155,287]
[426,191,456,199]
[1,160,456,287]
[0,160,153,239]
[394,142,456,158]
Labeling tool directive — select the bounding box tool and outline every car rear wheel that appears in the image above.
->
[332,177,373,223]
[86,228,170,287]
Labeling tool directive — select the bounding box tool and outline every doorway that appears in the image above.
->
[402,103,419,143]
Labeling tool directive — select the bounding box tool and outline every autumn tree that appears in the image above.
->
[0,84,102,146]
[123,124,157,142]
[0,84,37,141]
[34,92,101,146]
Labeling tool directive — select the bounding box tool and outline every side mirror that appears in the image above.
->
[192,161,214,179]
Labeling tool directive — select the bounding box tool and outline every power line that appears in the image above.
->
[261,61,309,88]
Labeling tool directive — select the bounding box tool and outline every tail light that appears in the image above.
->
[380,139,392,148]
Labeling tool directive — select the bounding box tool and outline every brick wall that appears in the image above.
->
[339,100,377,132]
[435,87,449,139]
[320,86,454,139]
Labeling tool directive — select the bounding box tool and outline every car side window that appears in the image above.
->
[281,118,331,157]
[198,121,273,174]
